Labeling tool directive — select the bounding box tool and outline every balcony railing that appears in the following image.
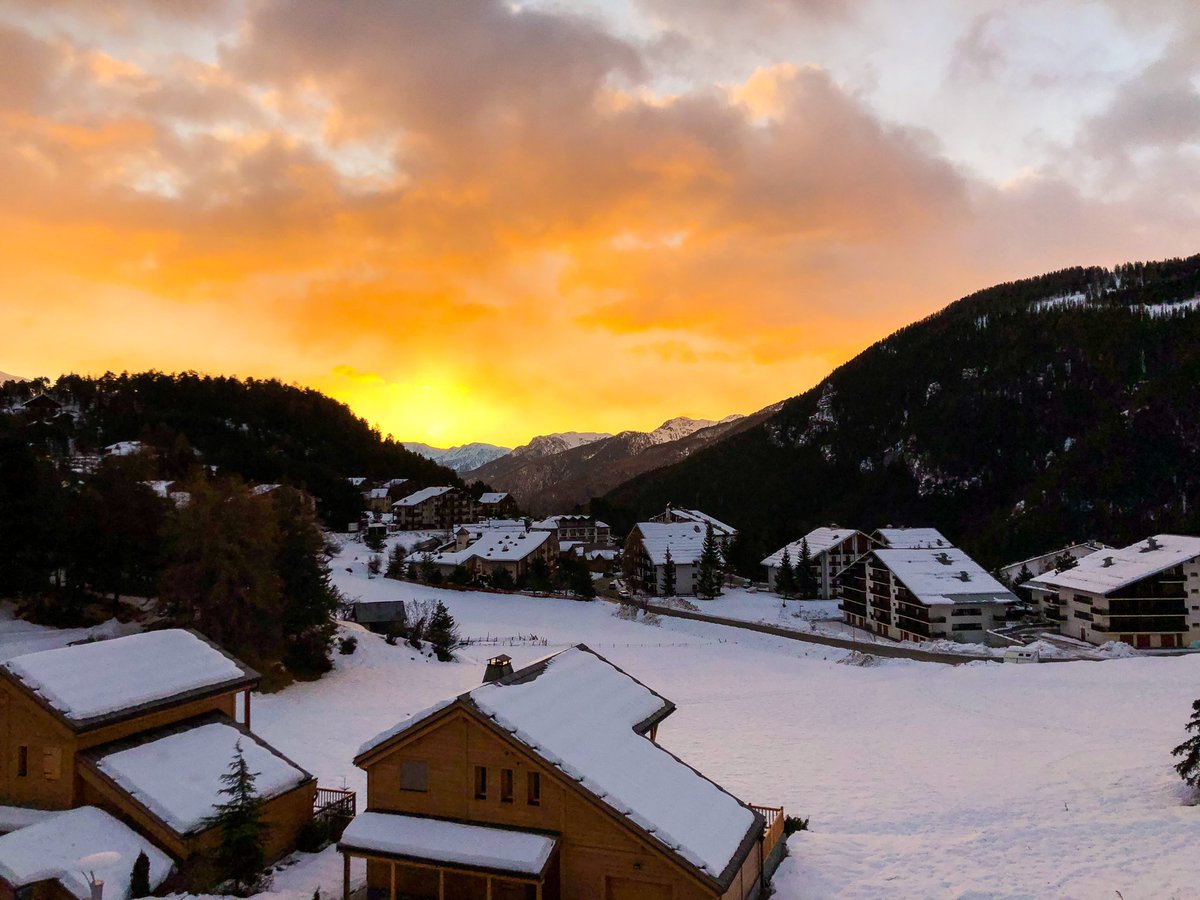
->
[315,787,357,839]
[1092,617,1186,634]
[750,804,786,860]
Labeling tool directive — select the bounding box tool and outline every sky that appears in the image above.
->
[1,0,1198,447]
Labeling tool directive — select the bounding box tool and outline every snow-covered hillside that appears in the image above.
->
[0,371,24,384]
[244,540,1200,899]
[402,441,511,472]
[510,431,611,458]
[646,415,741,445]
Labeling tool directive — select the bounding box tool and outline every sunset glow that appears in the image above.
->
[2,0,1197,446]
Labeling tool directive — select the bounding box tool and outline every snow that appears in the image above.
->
[656,508,737,537]
[477,491,510,504]
[874,527,951,549]
[1029,533,1200,595]
[0,807,172,899]
[1030,291,1089,312]
[340,812,556,875]
[94,720,309,834]
[0,805,56,833]
[430,529,552,566]
[2,629,247,724]
[873,548,1017,606]
[646,416,719,445]
[762,527,863,567]
[403,442,510,472]
[0,604,138,662]
[634,521,708,566]
[393,486,453,507]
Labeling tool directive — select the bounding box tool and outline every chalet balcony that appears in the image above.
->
[315,786,357,840]
[839,601,867,616]
[1094,598,1187,617]
[1093,617,1187,634]
[750,804,787,864]
[1045,609,1065,622]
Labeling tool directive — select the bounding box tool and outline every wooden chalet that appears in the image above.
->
[341,645,785,900]
[0,629,329,890]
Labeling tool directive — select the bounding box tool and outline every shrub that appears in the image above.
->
[296,818,330,853]
[338,635,358,655]
[783,815,809,836]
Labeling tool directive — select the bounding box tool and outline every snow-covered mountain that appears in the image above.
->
[511,431,611,459]
[403,441,511,473]
[0,371,24,384]
[646,415,743,445]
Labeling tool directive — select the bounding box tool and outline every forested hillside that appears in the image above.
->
[1,372,461,525]
[601,256,1200,572]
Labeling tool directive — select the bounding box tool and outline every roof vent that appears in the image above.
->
[483,654,513,683]
[1146,537,1161,551]
[934,552,952,565]
[1103,556,1114,567]
[957,571,971,582]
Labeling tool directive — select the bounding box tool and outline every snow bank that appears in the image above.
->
[3,629,247,723]
[341,812,555,875]
[0,807,172,899]
[95,720,309,834]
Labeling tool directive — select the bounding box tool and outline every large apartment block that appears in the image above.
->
[1027,534,1200,649]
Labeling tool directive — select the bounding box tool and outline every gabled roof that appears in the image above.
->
[433,529,553,566]
[1027,534,1200,595]
[1000,541,1110,576]
[478,492,510,504]
[355,645,760,892]
[82,713,312,836]
[873,548,1017,607]
[762,526,869,567]
[0,630,258,732]
[0,807,172,899]
[394,486,454,507]
[657,508,737,536]
[874,527,952,549]
[633,522,709,566]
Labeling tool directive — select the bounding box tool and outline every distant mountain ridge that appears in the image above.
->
[602,255,1200,572]
[403,441,511,473]
[0,372,24,384]
[466,414,755,513]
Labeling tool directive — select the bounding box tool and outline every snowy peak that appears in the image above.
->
[647,415,741,445]
[404,442,511,473]
[0,371,25,384]
[512,431,612,459]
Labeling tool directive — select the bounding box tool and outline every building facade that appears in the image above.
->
[393,487,479,530]
[761,527,874,598]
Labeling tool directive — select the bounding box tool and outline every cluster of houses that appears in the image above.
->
[622,506,738,596]
[355,480,519,534]
[0,631,785,900]
[761,525,1200,651]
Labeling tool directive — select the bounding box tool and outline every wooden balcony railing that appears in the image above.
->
[750,804,785,859]
[315,786,357,838]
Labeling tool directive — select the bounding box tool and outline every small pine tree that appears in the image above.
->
[490,568,516,591]
[418,552,437,583]
[366,554,382,577]
[570,563,596,600]
[385,543,408,578]
[661,548,677,596]
[129,850,151,898]
[1016,563,1034,585]
[364,527,385,553]
[696,524,723,599]
[427,601,460,662]
[1053,551,1078,573]
[797,537,817,599]
[774,546,797,598]
[205,740,268,895]
[1173,698,1200,792]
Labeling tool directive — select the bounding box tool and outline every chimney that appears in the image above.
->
[483,654,513,683]
[957,571,971,582]
[1146,537,1161,551]
[1103,556,1114,567]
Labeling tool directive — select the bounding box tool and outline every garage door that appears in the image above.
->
[606,876,672,900]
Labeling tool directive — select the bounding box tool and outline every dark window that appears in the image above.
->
[527,771,541,806]
[474,765,488,800]
[399,760,428,792]
[953,623,983,631]
[501,768,514,803]
[16,746,27,778]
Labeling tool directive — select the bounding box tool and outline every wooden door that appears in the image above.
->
[605,877,672,900]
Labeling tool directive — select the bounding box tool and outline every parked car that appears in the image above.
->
[618,589,631,600]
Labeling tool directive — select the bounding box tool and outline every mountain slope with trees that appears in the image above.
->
[601,255,1200,573]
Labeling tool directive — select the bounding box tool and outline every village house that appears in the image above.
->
[649,506,737,552]
[839,546,1018,643]
[999,541,1110,584]
[624,522,713,596]
[1026,534,1200,649]
[0,630,330,891]
[393,486,478,530]
[338,645,785,900]
[478,491,519,519]
[531,515,613,547]
[448,520,531,551]
[365,487,394,514]
[430,529,557,582]
[761,527,874,598]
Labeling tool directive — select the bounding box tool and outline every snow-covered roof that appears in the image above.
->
[530,514,595,531]
[873,548,1017,607]
[365,487,390,499]
[347,477,367,486]
[635,522,708,566]
[103,441,146,457]
[2,630,254,728]
[357,646,759,886]
[762,526,867,567]
[91,717,310,835]
[477,492,510,504]
[394,486,454,507]
[875,527,952,549]
[434,530,552,566]
[1027,534,1200,596]
[0,807,172,899]
[339,812,556,877]
[662,509,737,536]
[455,519,527,534]
[1000,541,1110,577]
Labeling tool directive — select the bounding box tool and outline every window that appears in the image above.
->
[474,765,488,800]
[399,760,428,792]
[527,771,541,806]
[500,768,514,804]
[42,747,61,781]
[16,746,27,778]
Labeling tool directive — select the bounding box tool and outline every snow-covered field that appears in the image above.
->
[6,537,1199,898]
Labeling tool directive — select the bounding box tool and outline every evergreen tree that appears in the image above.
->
[450,564,473,586]
[363,527,386,553]
[367,554,382,577]
[385,543,408,578]
[797,537,818,599]
[774,546,797,598]
[1053,551,1079,572]
[418,552,437,583]
[206,740,268,895]
[696,524,723,599]
[490,568,516,591]
[660,548,677,597]
[427,601,460,662]
[570,563,596,599]
[129,850,151,898]
[1016,563,1034,585]
[272,487,339,677]
[1173,698,1200,792]
[519,557,553,592]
